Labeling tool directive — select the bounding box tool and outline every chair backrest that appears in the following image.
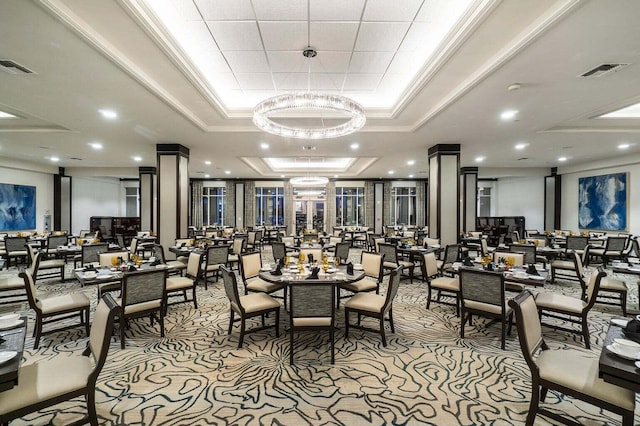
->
[221,266,242,312]
[239,251,262,280]
[20,254,42,309]
[82,243,109,265]
[565,236,588,252]
[606,236,627,252]
[480,238,489,256]
[79,230,91,238]
[271,242,286,263]
[509,244,536,265]
[47,234,68,250]
[382,266,403,315]
[329,236,343,244]
[98,225,108,240]
[232,237,246,255]
[493,251,524,266]
[378,243,397,263]
[524,229,539,238]
[121,269,166,307]
[99,251,129,267]
[469,231,482,238]
[182,252,201,279]
[152,245,166,263]
[334,242,350,262]
[289,281,335,325]
[116,234,126,249]
[5,236,27,254]
[361,251,383,281]
[631,238,640,259]
[421,252,439,278]
[460,267,506,310]
[88,294,119,371]
[441,244,460,272]
[424,238,440,247]
[299,248,323,263]
[585,267,606,306]
[129,237,138,254]
[248,231,258,245]
[206,245,229,266]
[175,238,192,247]
[374,237,386,252]
[508,290,545,372]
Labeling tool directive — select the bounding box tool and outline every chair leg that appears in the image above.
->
[388,308,395,333]
[159,308,165,338]
[501,317,506,350]
[330,326,335,364]
[192,286,198,309]
[86,389,99,426]
[380,314,387,347]
[274,309,280,338]
[540,386,548,402]
[238,318,246,348]
[621,291,627,316]
[228,310,234,335]
[34,315,42,349]
[582,315,591,349]
[345,309,350,338]
[120,315,126,349]
[84,308,90,337]
[426,285,432,309]
[289,326,294,365]
[525,384,540,426]
[460,312,467,339]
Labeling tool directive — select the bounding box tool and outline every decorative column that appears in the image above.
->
[325,181,336,232]
[53,167,71,232]
[139,166,156,232]
[157,144,189,253]
[374,181,384,234]
[235,182,245,229]
[428,144,460,246]
[284,181,294,235]
[544,168,561,231]
[415,180,427,227]
[460,167,478,233]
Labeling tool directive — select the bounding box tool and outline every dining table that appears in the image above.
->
[598,319,640,392]
[0,315,27,392]
[448,261,549,291]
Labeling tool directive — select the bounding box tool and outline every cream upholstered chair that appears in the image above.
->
[596,271,629,315]
[534,266,605,349]
[98,250,129,267]
[421,252,460,316]
[373,237,386,253]
[551,245,590,286]
[21,253,91,349]
[239,251,286,307]
[227,237,247,270]
[378,243,415,282]
[289,280,336,364]
[4,236,28,268]
[202,245,229,288]
[0,294,119,426]
[0,253,40,305]
[174,238,193,264]
[459,267,513,350]
[338,251,384,307]
[221,266,280,348]
[345,265,402,347]
[26,244,65,281]
[117,268,167,349]
[151,245,186,276]
[164,251,201,313]
[509,290,635,426]
[590,236,628,266]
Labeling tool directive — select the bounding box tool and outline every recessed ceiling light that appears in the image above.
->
[388,170,394,175]
[558,156,567,162]
[407,160,415,166]
[618,143,630,149]
[0,110,18,119]
[99,109,118,120]
[88,142,103,150]
[225,170,231,175]
[500,109,518,121]
[132,156,142,162]
[334,174,339,178]
[475,156,486,162]
[280,175,285,178]
[50,156,60,162]
[350,143,359,150]
[514,143,528,150]
[260,142,269,149]
[204,160,212,165]
[408,174,414,178]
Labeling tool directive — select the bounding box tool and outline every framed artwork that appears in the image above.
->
[578,172,627,231]
[0,183,36,231]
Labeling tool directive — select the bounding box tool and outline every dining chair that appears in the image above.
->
[378,243,415,282]
[0,293,119,426]
[202,245,229,288]
[118,268,167,349]
[21,253,91,349]
[421,252,460,316]
[74,243,109,270]
[221,266,280,348]
[438,244,460,275]
[98,250,129,267]
[271,242,286,265]
[246,230,262,252]
[459,267,513,350]
[45,234,69,258]
[5,236,28,268]
[550,245,590,286]
[0,251,39,305]
[334,242,350,264]
[151,244,186,276]
[345,265,402,347]
[227,237,247,270]
[596,270,628,315]
[508,244,537,265]
[590,236,628,266]
[338,251,384,307]
[508,290,635,426]
[26,244,65,281]
[164,251,201,313]
[534,266,605,349]
[289,280,336,364]
[492,251,524,267]
[239,251,287,306]
[298,248,323,263]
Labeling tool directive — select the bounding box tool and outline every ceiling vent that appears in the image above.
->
[0,59,34,75]
[580,63,628,78]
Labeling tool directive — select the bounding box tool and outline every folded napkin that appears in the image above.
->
[307,267,320,279]
[526,264,539,275]
[347,262,354,275]
[320,240,325,247]
[625,319,640,333]
[270,264,283,276]
[128,265,137,272]
[85,265,96,271]
[308,254,314,264]
[463,257,473,267]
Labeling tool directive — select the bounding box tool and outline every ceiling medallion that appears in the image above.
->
[289,176,329,186]
[253,49,366,139]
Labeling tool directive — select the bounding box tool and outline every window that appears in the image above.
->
[478,186,492,217]
[125,187,139,217]
[256,187,284,226]
[335,187,364,226]
[391,187,416,226]
[203,187,226,226]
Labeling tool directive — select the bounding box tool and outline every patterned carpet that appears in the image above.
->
[2,248,639,425]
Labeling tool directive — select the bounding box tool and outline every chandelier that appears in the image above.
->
[289,176,329,186]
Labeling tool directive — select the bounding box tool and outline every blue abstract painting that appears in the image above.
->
[0,183,36,231]
[578,173,627,231]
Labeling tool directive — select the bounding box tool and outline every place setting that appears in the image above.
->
[0,313,23,331]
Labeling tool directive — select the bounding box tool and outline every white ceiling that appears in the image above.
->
[1,0,640,180]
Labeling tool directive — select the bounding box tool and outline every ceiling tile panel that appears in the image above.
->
[349,51,395,73]
[208,73,240,91]
[398,22,430,52]
[354,22,411,52]
[362,0,423,22]
[193,50,231,74]
[193,0,255,20]
[223,51,269,73]
[235,73,274,90]
[315,51,352,73]
[259,21,308,51]
[253,0,307,20]
[273,73,308,90]
[167,0,201,20]
[415,0,470,23]
[343,73,382,91]
[386,51,421,74]
[310,0,365,21]
[206,21,263,50]
[268,51,308,72]
[310,22,359,51]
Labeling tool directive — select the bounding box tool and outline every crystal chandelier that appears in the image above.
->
[289,176,329,186]
[253,46,366,139]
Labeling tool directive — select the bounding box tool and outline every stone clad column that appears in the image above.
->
[139,166,156,233]
[157,144,189,253]
[460,167,478,233]
[428,144,460,246]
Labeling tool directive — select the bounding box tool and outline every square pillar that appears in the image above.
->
[460,167,478,233]
[139,166,156,232]
[157,144,189,252]
[544,168,561,231]
[428,144,460,246]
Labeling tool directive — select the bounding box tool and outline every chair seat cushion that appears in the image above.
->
[0,275,23,290]
[176,256,189,264]
[431,276,459,291]
[228,254,239,262]
[237,293,280,314]
[166,260,186,270]
[535,292,585,314]
[464,300,511,316]
[246,277,284,293]
[39,259,65,269]
[117,298,162,315]
[600,277,627,292]
[0,355,93,416]
[293,317,332,327]
[399,260,414,268]
[166,276,194,291]
[345,292,385,313]
[8,250,27,257]
[37,293,90,314]
[204,263,223,272]
[383,261,399,269]
[537,349,635,411]
[551,260,574,270]
[340,277,378,293]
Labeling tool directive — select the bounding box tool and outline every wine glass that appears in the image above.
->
[334,256,340,267]
[299,252,306,263]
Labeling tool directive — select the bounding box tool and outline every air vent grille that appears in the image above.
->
[0,59,34,75]
[580,63,628,78]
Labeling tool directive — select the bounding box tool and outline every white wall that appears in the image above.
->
[0,163,54,232]
[493,176,545,231]
[71,176,122,234]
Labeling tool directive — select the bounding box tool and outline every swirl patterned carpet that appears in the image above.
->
[2,249,639,425]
